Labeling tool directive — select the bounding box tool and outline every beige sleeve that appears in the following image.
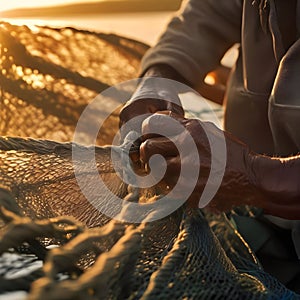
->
[140,0,242,86]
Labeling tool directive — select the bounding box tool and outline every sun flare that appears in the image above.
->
[0,0,102,12]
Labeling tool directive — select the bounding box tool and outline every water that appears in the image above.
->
[3,12,175,45]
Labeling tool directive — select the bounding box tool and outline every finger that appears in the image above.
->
[263,201,300,220]
[187,191,203,208]
[166,102,185,117]
[162,156,205,197]
[163,156,203,181]
[150,154,208,209]
[120,99,170,125]
[141,112,185,139]
[161,156,181,187]
[140,137,178,164]
[119,100,174,141]
[149,156,180,195]
[153,110,185,119]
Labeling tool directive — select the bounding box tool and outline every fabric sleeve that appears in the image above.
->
[140,0,243,86]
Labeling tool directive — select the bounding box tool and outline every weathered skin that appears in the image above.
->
[120,65,300,220]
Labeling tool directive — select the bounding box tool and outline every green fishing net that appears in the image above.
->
[0,21,298,299]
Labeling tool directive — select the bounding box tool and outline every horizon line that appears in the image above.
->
[0,0,182,18]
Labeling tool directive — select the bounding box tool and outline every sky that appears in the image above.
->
[0,0,102,12]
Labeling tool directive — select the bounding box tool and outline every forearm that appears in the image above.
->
[144,65,229,106]
[247,153,300,219]
[208,133,300,220]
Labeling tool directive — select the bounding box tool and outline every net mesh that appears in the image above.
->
[0,21,299,299]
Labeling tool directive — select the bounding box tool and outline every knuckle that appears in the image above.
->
[140,140,153,162]
[142,114,162,132]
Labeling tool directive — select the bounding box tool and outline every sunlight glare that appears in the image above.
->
[0,0,102,12]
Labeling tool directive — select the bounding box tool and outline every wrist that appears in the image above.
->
[207,135,261,212]
[129,69,184,114]
[212,135,268,211]
[250,154,300,199]
[143,64,190,85]
[245,152,281,208]
[130,77,178,103]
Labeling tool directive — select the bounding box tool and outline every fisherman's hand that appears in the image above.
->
[139,112,267,212]
[119,64,185,139]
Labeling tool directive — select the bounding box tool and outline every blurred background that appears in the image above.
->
[0,0,234,140]
[0,0,184,45]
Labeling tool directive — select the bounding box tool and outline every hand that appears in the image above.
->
[119,64,186,140]
[119,97,184,138]
[139,112,267,212]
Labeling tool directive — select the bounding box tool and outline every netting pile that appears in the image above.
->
[0,21,299,299]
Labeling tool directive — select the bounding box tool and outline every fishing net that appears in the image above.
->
[0,21,299,299]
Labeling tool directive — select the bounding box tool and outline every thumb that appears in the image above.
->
[141,111,185,139]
